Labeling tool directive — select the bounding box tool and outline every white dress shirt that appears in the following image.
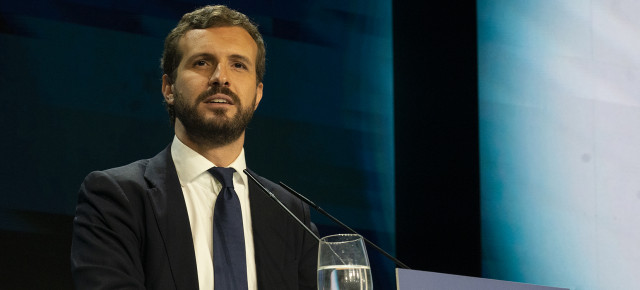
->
[171,136,257,290]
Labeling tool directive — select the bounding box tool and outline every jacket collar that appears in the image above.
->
[145,145,199,289]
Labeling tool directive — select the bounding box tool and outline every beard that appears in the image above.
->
[173,86,256,148]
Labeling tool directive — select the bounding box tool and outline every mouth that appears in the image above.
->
[203,93,234,105]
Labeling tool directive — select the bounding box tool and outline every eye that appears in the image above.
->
[232,62,248,70]
[194,60,208,67]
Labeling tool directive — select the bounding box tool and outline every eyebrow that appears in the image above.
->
[229,54,254,66]
[185,53,215,62]
[185,53,254,67]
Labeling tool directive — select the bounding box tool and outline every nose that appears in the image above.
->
[210,63,230,87]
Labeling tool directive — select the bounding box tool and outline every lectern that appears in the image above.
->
[396,268,569,290]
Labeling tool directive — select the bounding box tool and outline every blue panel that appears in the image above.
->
[478,1,640,289]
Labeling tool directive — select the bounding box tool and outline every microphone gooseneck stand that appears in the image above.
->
[241,169,410,269]
[243,170,349,266]
[278,182,411,270]
[243,170,321,242]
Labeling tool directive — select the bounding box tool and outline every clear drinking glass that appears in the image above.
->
[317,234,373,290]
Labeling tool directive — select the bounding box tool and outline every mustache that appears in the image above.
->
[196,86,241,105]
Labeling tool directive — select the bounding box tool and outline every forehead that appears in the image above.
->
[178,26,258,61]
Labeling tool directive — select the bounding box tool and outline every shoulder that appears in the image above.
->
[83,159,150,189]
[82,146,172,191]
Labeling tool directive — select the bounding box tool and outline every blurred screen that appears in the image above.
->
[478,1,640,289]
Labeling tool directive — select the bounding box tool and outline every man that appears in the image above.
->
[71,5,318,290]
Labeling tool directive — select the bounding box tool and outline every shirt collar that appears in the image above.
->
[171,136,247,186]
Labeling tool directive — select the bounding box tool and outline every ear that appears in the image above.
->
[162,74,175,105]
[254,82,263,110]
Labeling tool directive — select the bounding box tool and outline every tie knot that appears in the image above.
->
[208,167,236,189]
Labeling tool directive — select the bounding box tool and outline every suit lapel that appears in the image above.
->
[248,170,300,289]
[145,146,199,289]
[248,173,274,285]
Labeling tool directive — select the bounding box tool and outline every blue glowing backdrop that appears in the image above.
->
[479,1,640,289]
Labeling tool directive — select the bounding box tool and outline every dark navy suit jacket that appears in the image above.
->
[71,145,318,289]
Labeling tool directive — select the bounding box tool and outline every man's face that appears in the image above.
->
[163,26,263,147]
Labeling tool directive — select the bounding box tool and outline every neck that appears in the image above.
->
[174,120,245,167]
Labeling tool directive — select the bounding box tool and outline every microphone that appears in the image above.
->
[243,170,321,242]
[278,182,411,270]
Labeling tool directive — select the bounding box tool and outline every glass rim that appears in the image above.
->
[319,233,363,244]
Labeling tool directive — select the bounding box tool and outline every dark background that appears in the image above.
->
[0,1,479,289]
[394,1,480,277]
